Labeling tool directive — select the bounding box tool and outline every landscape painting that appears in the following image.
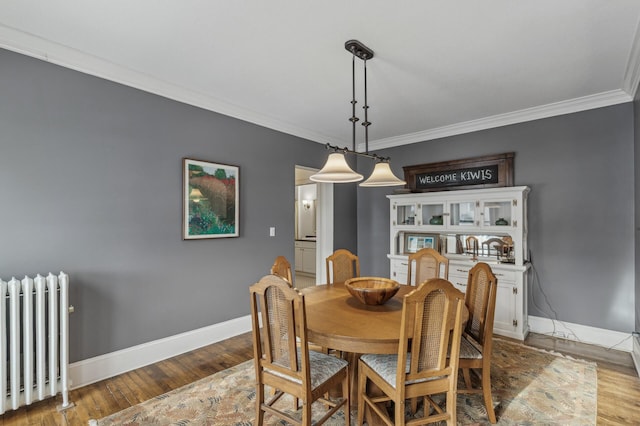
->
[183,158,239,239]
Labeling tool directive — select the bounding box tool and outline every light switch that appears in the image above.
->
[269,226,276,237]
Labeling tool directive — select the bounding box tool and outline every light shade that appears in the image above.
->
[310,153,364,183]
[359,162,406,187]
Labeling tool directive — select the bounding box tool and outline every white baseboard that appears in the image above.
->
[69,315,252,389]
[528,315,633,352]
[632,335,640,377]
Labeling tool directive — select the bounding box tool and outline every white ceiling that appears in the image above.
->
[2,1,640,151]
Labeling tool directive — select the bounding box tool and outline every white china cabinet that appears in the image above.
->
[388,186,530,340]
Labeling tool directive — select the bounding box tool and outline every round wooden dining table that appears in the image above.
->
[301,281,414,355]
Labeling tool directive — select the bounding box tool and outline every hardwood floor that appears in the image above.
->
[1,332,638,425]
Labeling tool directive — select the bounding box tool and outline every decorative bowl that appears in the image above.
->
[345,277,400,306]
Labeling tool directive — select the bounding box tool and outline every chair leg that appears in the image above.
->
[462,367,472,389]
[409,396,418,415]
[302,401,312,425]
[445,390,457,426]
[482,368,497,423]
[394,398,405,426]
[256,385,265,426]
[342,372,351,426]
[357,369,366,425]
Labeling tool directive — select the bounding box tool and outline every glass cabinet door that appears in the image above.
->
[420,202,445,227]
[393,203,417,226]
[449,201,477,226]
[482,200,513,227]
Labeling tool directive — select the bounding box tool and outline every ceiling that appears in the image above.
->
[2,1,640,152]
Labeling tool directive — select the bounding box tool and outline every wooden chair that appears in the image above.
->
[406,248,449,286]
[250,275,350,426]
[326,249,360,284]
[357,278,466,426]
[458,262,498,423]
[481,237,505,258]
[465,236,479,259]
[270,255,293,284]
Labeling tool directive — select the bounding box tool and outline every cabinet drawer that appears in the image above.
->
[448,273,468,293]
[451,265,517,283]
[491,269,517,283]
[391,259,409,285]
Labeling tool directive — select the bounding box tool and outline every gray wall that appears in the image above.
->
[0,48,358,362]
[358,105,635,333]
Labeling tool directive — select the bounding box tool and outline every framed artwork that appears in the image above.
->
[404,233,439,254]
[183,158,239,239]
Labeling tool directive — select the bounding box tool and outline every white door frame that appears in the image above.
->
[315,182,333,284]
[294,166,334,284]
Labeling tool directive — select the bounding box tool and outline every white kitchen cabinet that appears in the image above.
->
[295,240,316,274]
[387,186,530,340]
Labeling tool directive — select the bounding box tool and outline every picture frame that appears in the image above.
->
[183,158,239,239]
[404,233,439,254]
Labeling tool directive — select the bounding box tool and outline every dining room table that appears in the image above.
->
[300,279,468,424]
[301,281,414,355]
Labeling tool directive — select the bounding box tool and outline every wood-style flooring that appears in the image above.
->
[0,332,638,425]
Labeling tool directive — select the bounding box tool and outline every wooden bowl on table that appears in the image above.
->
[345,277,400,306]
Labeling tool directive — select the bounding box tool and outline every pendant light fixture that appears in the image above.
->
[310,40,406,187]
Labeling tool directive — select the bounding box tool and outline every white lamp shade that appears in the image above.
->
[310,153,364,183]
[359,162,406,187]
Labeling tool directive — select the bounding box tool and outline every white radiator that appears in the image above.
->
[0,272,71,413]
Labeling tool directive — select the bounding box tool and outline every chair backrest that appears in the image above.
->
[396,278,465,389]
[325,249,360,284]
[465,236,479,257]
[249,275,311,387]
[481,237,505,257]
[270,255,293,284]
[406,247,449,285]
[464,262,498,348]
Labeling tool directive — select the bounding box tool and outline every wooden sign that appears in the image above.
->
[402,152,514,192]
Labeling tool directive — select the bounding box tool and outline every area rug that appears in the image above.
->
[93,338,597,425]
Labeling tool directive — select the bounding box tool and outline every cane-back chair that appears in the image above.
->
[406,248,449,286]
[250,275,350,425]
[326,249,360,284]
[458,262,498,423]
[357,278,466,425]
[270,255,293,284]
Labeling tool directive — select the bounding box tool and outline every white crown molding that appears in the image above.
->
[622,15,640,98]
[0,24,635,153]
[365,89,632,151]
[0,24,341,146]
[68,315,252,389]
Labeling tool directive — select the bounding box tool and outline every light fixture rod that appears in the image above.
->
[349,53,359,152]
[322,143,390,162]
[362,57,370,154]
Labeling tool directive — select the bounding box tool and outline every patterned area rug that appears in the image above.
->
[94,338,596,425]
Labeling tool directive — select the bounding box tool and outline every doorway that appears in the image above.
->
[295,166,333,287]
